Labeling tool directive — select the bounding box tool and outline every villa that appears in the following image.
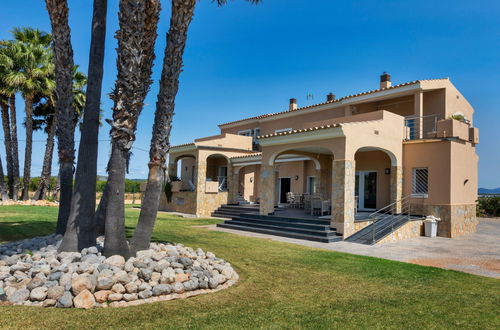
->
[160,73,479,244]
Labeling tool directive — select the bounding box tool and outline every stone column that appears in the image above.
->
[331,159,356,238]
[195,158,207,216]
[228,165,240,205]
[390,165,403,213]
[259,164,276,215]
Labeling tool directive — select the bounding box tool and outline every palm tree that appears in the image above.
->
[100,0,161,258]
[65,0,108,250]
[31,94,56,201]
[32,67,86,201]
[0,41,21,200]
[131,0,261,252]
[0,154,7,200]
[6,28,54,200]
[44,0,77,239]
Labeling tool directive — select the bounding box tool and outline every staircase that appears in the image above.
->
[347,196,424,245]
[236,194,250,205]
[211,204,260,219]
[217,213,339,243]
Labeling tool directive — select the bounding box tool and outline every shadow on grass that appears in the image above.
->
[0,221,56,243]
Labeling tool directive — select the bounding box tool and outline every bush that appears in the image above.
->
[477,196,500,217]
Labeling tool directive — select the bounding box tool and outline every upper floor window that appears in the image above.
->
[412,168,428,196]
[237,129,252,136]
[275,128,293,134]
[253,128,261,139]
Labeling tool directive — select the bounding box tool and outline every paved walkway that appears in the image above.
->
[204,218,500,279]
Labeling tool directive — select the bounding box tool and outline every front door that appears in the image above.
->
[355,171,377,211]
[279,178,291,203]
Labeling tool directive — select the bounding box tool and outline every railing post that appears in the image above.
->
[372,218,376,243]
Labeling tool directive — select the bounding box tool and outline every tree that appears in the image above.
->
[65,0,107,247]
[101,0,161,258]
[0,41,21,200]
[0,154,7,200]
[44,1,77,237]
[6,28,54,200]
[32,94,57,201]
[131,0,261,252]
[33,68,86,201]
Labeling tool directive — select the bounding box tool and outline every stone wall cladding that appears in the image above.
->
[259,164,276,215]
[390,166,403,213]
[354,220,372,232]
[425,203,478,238]
[331,159,355,237]
[158,191,197,215]
[196,192,229,217]
[377,220,424,244]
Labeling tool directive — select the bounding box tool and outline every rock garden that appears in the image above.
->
[0,235,238,308]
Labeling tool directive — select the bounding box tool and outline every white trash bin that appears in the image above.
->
[424,216,439,237]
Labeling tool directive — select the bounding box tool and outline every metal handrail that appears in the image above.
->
[369,195,412,244]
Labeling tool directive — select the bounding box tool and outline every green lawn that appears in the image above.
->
[0,205,499,329]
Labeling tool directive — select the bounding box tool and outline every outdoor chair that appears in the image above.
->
[311,198,322,216]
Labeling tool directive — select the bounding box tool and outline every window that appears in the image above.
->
[307,176,316,195]
[406,118,415,140]
[275,128,293,134]
[238,129,252,136]
[412,168,428,195]
[253,128,261,140]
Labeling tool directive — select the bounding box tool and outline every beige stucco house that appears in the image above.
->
[160,74,479,241]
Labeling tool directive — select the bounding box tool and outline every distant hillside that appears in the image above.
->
[478,187,500,195]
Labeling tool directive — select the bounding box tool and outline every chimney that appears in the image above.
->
[289,98,297,111]
[327,93,336,102]
[380,72,391,89]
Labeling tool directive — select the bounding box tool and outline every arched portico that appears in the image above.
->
[259,145,334,216]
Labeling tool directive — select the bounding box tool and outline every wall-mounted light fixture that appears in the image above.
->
[464,179,469,185]
[384,168,391,175]
[294,175,299,181]
[249,177,253,183]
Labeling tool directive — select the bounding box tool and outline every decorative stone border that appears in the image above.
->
[0,234,238,309]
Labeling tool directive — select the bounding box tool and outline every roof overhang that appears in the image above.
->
[259,126,345,147]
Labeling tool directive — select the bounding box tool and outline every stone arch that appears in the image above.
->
[267,146,334,170]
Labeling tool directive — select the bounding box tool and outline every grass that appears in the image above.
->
[0,205,499,329]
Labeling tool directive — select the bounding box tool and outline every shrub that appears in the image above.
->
[477,196,500,217]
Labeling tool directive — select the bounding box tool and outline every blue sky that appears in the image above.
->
[0,0,499,187]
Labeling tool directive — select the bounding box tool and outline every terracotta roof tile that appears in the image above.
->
[258,124,341,139]
[170,142,195,149]
[230,152,262,159]
[219,78,448,127]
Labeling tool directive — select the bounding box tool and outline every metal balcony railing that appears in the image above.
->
[404,114,444,140]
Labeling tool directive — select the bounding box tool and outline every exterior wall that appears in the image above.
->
[196,192,229,217]
[354,150,392,209]
[377,220,425,244]
[158,191,197,215]
[179,157,196,190]
[277,161,305,195]
[403,139,478,237]
[195,133,253,150]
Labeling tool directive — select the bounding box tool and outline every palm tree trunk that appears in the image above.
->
[94,179,109,237]
[9,96,20,200]
[21,96,34,200]
[103,142,130,258]
[1,101,14,199]
[45,0,77,242]
[102,0,160,258]
[0,154,8,200]
[64,0,108,250]
[33,115,56,200]
[131,0,196,252]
